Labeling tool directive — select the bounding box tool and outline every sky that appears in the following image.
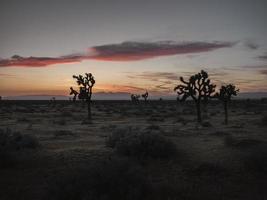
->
[0,0,267,99]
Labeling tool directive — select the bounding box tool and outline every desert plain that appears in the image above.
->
[0,99,267,200]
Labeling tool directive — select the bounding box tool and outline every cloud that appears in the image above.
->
[237,65,267,70]
[258,53,267,60]
[128,71,179,81]
[0,40,235,67]
[90,41,235,61]
[244,40,259,50]
[259,69,267,75]
[95,84,145,93]
[0,73,16,78]
[0,54,84,67]
[127,71,181,93]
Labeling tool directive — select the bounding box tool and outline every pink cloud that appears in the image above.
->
[0,41,234,67]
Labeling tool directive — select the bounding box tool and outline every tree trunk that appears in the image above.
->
[87,90,92,120]
[87,100,91,120]
[224,101,228,125]
[196,101,202,123]
[202,99,208,119]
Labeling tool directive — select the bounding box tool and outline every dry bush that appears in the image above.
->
[60,110,73,117]
[224,135,261,148]
[243,146,267,176]
[146,125,161,131]
[47,156,149,200]
[261,114,267,126]
[54,130,75,138]
[201,121,212,127]
[53,118,66,125]
[0,128,39,150]
[0,128,39,168]
[106,129,176,159]
[105,128,128,148]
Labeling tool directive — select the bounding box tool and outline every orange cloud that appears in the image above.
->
[0,55,83,67]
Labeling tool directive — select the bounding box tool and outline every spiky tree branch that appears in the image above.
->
[141,91,148,102]
[216,84,239,124]
[174,70,216,123]
[72,73,95,120]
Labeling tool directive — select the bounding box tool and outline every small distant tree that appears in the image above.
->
[174,70,216,123]
[73,73,95,120]
[141,91,148,102]
[69,87,79,102]
[216,84,239,125]
[131,94,140,103]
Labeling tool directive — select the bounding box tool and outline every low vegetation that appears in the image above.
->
[47,156,149,200]
[106,128,176,159]
[0,128,39,168]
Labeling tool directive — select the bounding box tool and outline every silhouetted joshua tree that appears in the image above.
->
[216,84,239,125]
[174,70,216,123]
[141,91,148,102]
[73,73,95,120]
[69,87,79,102]
[131,94,140,103]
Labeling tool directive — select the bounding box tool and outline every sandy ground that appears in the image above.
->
[0,100,267,200]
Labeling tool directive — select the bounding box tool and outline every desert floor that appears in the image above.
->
[0,100,267,200]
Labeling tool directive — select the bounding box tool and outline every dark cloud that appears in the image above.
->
[259,69,267,75]
[258,53,267,60]
[244,41,259,50]
[221,65,267,71]
[238,65,267,70]
[0,40,235,67]
[90,41,235,61]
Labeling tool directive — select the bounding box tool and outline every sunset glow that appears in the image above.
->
[0,0,266,99]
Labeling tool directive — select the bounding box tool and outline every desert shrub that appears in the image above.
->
[105,128,129,148]
[175,117,188,125]
[201,121,212,127]
[211,131,229,136]
[16,117,30,123]
[146,125,160,131]
[224,135,261,148]
[61,110,73,117]
[187,162,228,177]
[210,112,217,116]
[0,150,16,168]
[261,114,267,126]
[54,130,75,138]
[0,128,39,168]
[243,147,267,175]
[148,116,165,122]
[107,129,176,159]
[53,118,66,125]
[47,156,149,200]
[0,128,39,150]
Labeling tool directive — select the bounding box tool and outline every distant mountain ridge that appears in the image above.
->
[2,92,267,100]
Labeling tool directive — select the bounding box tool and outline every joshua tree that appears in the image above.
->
[69,87,79,102]
[174,70,216,123]
[73,73,95,120]
[141,91,148,102]
[216,84,239,125]
[131,94,140,103]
